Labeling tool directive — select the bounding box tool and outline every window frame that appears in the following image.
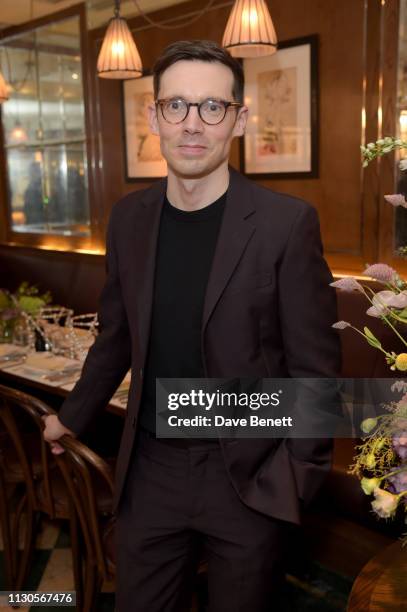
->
[0,2,102,253]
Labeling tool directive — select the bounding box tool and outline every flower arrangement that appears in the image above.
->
[0,282,52,342]
[331,265,407,372]
[332,137,407,541]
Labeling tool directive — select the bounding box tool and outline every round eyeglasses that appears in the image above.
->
[155,97,242,125]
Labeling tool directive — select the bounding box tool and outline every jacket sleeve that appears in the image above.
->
[58,209,131,436]
[277,203,342,506]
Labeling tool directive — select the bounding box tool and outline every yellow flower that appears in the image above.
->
[365,453,376,469]
[395,353,407,371]
[361,477,381,495]
[375,438,386,450]
[361,418,378,433]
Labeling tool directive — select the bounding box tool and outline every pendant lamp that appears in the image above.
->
[97,0,143,79]
[0,70,9,103]
[222,0,278,58]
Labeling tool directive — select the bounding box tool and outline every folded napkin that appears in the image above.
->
[18,353,81,379]
[0,344,28,358]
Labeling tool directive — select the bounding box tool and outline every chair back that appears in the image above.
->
[54,434,114,581]
[0,384,56,516]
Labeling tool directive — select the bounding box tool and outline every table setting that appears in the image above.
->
[0,282,131,413]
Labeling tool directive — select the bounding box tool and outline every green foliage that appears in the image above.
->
[363,327,382,349]
[0,290,10,310]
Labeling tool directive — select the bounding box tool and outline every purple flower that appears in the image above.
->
[330,278,364,292]
[388,468,407,494]
[363,263,398,283]
[384,194,407,208]
[332,320,351,330]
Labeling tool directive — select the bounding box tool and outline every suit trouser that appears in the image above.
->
[115,429,288,612]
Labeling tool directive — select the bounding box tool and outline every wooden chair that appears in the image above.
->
[0,450,15,590]
[0,384,57,590]
[0,385,86,596]
[54,435,115,612]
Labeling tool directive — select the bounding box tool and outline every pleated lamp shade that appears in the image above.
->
[222,0,278,58]
[0,71,9,103]
[97,15,142,79]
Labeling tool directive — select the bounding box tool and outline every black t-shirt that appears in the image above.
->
[138,191,226,433]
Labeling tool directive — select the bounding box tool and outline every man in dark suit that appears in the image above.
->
[44,40,341,612]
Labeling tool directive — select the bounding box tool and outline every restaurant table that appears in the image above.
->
[347,539,407,611]
[0,344,128,417]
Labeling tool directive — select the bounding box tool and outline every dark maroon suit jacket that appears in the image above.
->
[59,168,341,525]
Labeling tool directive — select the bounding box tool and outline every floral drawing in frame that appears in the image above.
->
[241,35,318,179]
[123,75,167,180]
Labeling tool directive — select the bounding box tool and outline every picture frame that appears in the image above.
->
[241,34,319,179]
[122,75,167,181]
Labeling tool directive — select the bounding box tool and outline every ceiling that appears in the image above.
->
[0,0,190,31]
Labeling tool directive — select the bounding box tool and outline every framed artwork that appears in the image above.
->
[122,75,167,180]
[241,35,318,179]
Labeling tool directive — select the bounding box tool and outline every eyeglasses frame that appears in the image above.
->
[155,97,243,125]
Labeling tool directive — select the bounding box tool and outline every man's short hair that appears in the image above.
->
[152,40,244,104]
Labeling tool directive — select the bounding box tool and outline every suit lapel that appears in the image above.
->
[129,178,167,363]
[201,168,256,334]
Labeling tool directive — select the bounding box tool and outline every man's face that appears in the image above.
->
[148,60,248,178]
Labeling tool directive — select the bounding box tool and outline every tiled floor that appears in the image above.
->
[0,516,115,611]
[0,515,352,611]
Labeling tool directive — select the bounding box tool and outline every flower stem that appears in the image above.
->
[350,326,393,356]
[383,466,407,480]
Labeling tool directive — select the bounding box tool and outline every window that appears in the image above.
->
[0,6,92,249]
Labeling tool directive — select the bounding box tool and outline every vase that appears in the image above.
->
[0,319,15,343]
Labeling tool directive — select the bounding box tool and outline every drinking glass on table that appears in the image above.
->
[64,313,99,361]
[13,317,35,349]
[35,307,74,353]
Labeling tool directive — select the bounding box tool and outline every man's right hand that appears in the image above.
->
[42,414,75,455]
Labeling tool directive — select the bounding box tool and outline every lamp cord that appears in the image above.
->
[2,0,35,92]
[131,0,217,30]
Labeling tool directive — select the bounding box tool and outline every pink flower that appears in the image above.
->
[384,194,407,208]
[330,278,364,292]
[363,264,398,283]
[332,320,351,330]
[366,290,396,317]
[391,381,407,394]
[366,306,381,318]
[371,488,399,518]
[367,290,407,317]
[392,432,407,460]
[386,291,407,308]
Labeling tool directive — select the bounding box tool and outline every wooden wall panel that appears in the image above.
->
[0,244,104,314]
[378,0,404,271]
